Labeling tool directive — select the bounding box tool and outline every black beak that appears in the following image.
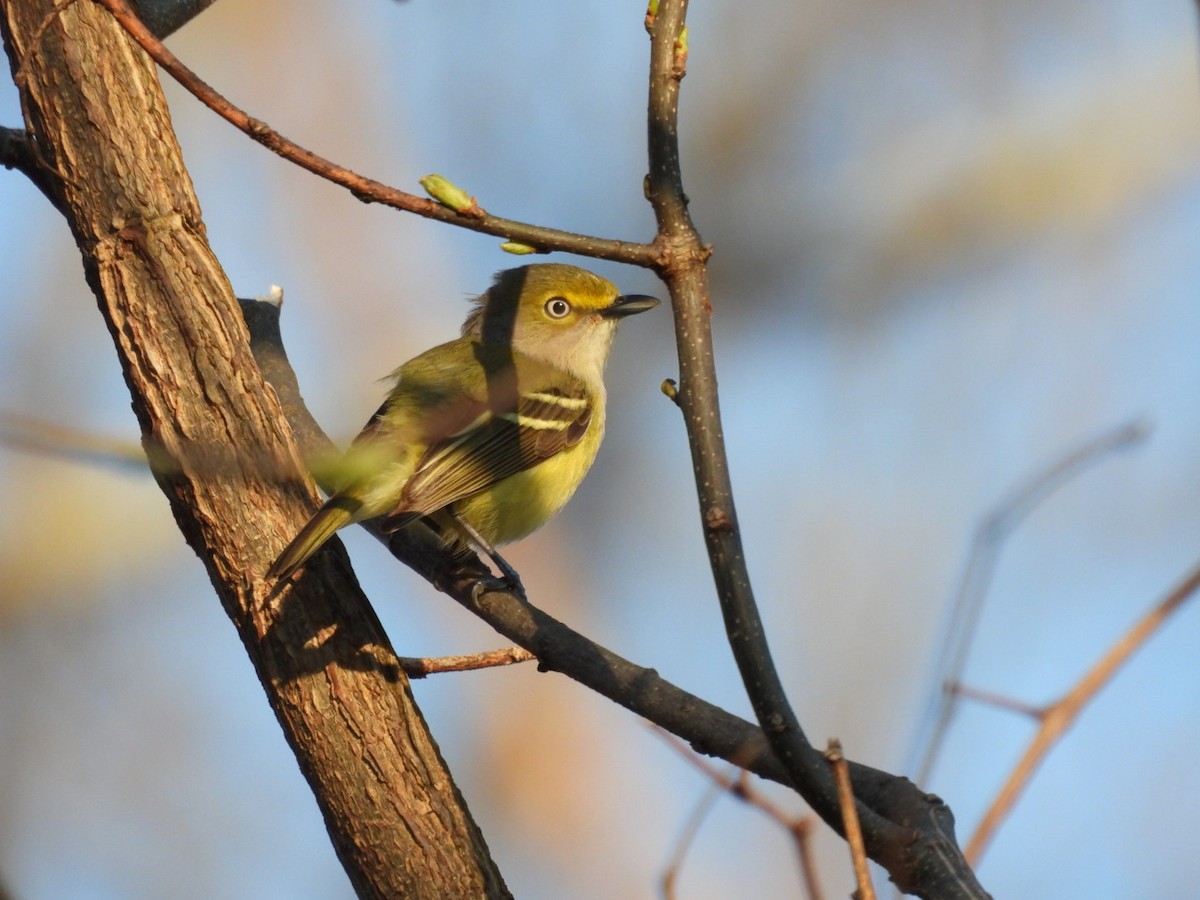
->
[601,294,661,318]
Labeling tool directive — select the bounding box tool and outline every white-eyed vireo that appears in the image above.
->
[267,263,659,586]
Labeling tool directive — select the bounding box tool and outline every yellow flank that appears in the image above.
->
[454,401,606,545]
[267,263,658,585]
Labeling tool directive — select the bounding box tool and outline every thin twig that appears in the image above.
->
[655,727,824,900]
[398,646,534,679]
[965,559,1200,863]
[92,0,660,267]
[911,419,1150,783]
[661,780,724,900]
[826,740,875,900]
[949,684,1042,720]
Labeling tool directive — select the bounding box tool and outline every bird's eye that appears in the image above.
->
[544,296,572,319]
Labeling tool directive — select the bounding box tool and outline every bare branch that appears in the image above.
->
[911,419,1150,783]
[656,728,824,900]
[91,0,660,266]
[965,559,1200,863]
[643,4,980,894]
[826,740,876,900]
[399,647,534,679]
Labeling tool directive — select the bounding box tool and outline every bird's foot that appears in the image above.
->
[470,570,527,603]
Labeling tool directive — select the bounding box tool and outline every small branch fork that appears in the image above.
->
[88,0,662,267]
[655,728,823,900]
[911,420,1150,784]
[963,561,1200,863]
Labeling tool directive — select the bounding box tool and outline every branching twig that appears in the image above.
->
[91,0,660,267]
[965,560,1200,863]
[911,419,1149,783]
[656,728,824,900]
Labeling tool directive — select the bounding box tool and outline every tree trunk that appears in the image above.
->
[0,1,508,896]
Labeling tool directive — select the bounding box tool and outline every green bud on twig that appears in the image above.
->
[673,26,689,77]
[500,241,539,256]
[420,174,481,216]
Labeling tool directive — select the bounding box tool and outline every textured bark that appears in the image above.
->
[0,1,508,896]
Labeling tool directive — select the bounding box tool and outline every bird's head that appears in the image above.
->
[462,264,659,383]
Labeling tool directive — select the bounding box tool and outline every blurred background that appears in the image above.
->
[2,1,1199,897]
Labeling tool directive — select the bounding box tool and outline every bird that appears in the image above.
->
[266,263,659,591]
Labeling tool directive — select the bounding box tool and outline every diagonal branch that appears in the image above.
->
[93,0,660,266]
[645,0,869,842]
[911,420,1150,784]
[965,559,1200,863]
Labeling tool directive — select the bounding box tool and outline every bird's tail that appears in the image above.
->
[266,497,362,585]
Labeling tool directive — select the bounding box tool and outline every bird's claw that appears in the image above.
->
[470,572,527,603]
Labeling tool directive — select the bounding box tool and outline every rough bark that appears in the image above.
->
[0,1,508,896]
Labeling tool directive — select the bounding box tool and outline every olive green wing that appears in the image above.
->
[386,375,594,523]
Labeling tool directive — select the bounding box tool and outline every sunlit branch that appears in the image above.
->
[93,0,660,267]
[966,559,1200,863]
[398,646,534,679]
[911,419,1150,783]
[826,740,875,900]
[655,728,824,900]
